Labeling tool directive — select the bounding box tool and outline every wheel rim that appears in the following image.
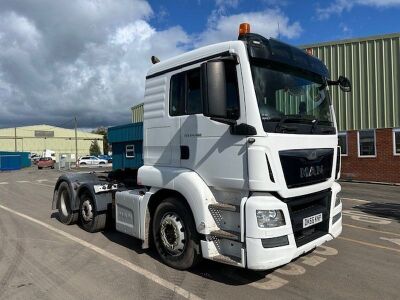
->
[159,213,186,256]
[81,199,93,222]
[60,191,69,217]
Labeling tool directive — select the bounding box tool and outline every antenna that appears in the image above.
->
[151,56,160,64]
[277,21,280,39]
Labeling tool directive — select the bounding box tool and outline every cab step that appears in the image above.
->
[212,254,242,267]
[210,229,241,241]
[208,203,239,212]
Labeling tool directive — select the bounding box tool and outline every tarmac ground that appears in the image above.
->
[0,167,399,299]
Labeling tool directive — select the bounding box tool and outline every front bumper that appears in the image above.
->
[245,182,342,270]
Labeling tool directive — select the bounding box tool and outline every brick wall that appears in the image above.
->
[341,128,400,184]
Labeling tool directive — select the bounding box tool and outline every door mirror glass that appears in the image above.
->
[338,76,351,92]
[201,60,228,119]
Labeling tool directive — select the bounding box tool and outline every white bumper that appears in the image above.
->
[245,182,342,270]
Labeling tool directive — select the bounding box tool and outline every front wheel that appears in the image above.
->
[79,193,106,233]
[152,197,201,270]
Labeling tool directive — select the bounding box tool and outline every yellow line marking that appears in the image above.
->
[343,223,400,237]
[338,237,400,253]
[0,204,202,300]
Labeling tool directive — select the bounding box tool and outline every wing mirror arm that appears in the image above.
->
[328,75,351,92]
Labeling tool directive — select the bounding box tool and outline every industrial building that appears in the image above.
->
[0,124,103,160]
[303,33,400,184]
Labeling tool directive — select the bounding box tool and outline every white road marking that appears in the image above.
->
[342,210,392,224]
[0,182,9,185]
[0,204,202,300]
[341,197,370,203]
[343,223,400,237]
[380,237,400,247]
[16,180,30,183]
[249,274,289,290]
[36,179,49,182]
[313,245,338,256]
[300,255,327,267]
[275,263,306,276]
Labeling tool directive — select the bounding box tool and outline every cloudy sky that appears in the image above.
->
[0,0,399,129]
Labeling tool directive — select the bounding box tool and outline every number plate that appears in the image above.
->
[303,213,323,228]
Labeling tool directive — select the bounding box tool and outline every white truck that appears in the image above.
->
[52,23,350,270]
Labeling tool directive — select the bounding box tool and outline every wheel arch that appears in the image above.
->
[138,166,219,248]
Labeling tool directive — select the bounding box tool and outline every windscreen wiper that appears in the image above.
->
[275,115,303,133]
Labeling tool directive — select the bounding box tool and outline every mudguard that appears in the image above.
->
[52,172,113,213]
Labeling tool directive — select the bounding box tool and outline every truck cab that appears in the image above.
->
[53,23,350,271]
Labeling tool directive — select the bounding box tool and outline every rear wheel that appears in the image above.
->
[38,167,42,169]
[80,162,86,165]
[57,182,78,224]
[99,161,105,165]
[79,193,106,233]
[152,197,201,270]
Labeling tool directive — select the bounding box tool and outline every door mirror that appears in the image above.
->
[201,60,229,119]
[338,76,351,92]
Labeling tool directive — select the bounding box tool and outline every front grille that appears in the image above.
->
[283,189,332,247]
[279,148,334,188]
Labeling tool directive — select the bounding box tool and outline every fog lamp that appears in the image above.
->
[256,210,285,228]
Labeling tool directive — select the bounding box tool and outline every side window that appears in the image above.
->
[170,73,185,116]
[225,62,240,119]
[169,62,240,118]
[126,145,135,158]
[186,69,202,115]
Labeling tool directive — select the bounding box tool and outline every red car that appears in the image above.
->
[37,157,55,169]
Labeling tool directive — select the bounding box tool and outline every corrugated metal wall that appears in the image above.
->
[108,122,143,144]
[131,103,144,123]
[303,33,400,131]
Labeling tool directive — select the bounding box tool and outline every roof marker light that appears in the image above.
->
[239,23,251,36]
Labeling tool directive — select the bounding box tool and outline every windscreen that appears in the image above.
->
[251,63,335,134]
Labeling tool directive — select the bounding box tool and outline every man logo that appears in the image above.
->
[300,165,324,178]
[307,151,318,160]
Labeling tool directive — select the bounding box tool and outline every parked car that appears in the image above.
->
[37,157,55,169]
[31,154,41,165]
[78,156,108,165]
[98,154,112,163]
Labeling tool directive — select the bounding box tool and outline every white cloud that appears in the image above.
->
[0,0,301,128]
[316,0,400,19]
[196,9,302,47]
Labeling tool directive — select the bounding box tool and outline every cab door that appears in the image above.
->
[171,61,248,191]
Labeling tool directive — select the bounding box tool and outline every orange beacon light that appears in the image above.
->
[239,23,251,36]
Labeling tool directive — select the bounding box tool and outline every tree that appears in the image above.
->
[89,140,101,156]
[92,127,109,154]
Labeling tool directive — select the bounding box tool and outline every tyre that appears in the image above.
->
[99,161,105,165]
[51,166,55,169]
[57,182,78,224]
[79,193,106,233]
[152,197,201,270]
[38,167,42,169]
[80,162,86,165]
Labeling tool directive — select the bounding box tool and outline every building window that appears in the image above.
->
[394,128,400,155]
[126,145,135,158]
[338,132,347,156]
[358,130,376,157]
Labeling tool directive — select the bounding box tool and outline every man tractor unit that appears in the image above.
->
[52,23,351,270]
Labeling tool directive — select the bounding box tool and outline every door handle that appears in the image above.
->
[180,146,189,160]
